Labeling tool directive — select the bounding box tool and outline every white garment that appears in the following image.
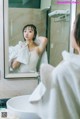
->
[34,36,48,64]
[40,50,48,64]
[9,41,48,73]
[29,51,80,119]
[9,41,29,65]
[9,41,39,73]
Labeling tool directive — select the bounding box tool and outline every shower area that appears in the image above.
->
[48,0,71,66]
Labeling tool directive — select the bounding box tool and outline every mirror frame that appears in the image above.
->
[3,0,39,78]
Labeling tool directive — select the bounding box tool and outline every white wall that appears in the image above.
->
[0,0,38,98]
[40,0,51,10]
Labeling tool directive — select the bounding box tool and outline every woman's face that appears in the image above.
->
[23,26,35,41]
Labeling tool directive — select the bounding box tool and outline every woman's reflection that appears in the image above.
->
[9,24,48,73]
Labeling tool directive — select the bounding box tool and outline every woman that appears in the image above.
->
[9,24,47,73]
[29,14,80,119]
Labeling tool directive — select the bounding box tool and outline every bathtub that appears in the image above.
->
[6,95,42,119]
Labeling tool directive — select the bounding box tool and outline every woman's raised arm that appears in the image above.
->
[38,36,48,55]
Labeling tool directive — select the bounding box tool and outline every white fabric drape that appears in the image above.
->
[9,41,48,72]
[29,51,80,119]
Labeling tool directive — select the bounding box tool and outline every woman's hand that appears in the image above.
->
[11,59,21,69]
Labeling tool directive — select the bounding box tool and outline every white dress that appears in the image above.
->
[9,41,39,73]
[29,51,80,119]
[18,50,39,73]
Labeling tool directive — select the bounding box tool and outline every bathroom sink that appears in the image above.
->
[6,95,42,119]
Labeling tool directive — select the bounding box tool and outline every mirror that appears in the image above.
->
[3,0,48,78]
[3,0,76,78]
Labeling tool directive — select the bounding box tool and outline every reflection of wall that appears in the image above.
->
[50,20,70,66]
[9,8,46,46]
[40,0,51,10]
[51,0,70,10]
[50,0,70,66]
[77,2,80,14]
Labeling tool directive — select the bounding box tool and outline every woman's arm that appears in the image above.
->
[38,36,48,55]
[11,59,21,69]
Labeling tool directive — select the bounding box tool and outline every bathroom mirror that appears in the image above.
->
[3,0,47,78]
[3,0,77,78]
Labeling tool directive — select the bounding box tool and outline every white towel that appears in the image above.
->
[48,9,70,18]
[29,64,54,102]
[40,50,48,64]
[29,82,46,102]
[9,41,29,71]
[16,45,29,64]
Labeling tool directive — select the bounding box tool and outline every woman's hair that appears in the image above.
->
[22,24,37,41]
[74,13,80,47]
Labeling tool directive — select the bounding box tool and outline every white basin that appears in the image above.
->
[6,95,42,119]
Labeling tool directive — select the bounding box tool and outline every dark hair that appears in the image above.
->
[74,13,80,47]
[22,24,37,41]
